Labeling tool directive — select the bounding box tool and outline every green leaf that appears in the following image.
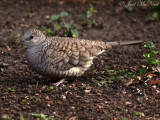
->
[90,19,97,27]
[65,23,76,29]
[89,4,97,13]
[98,81,107,87]
[144,41,153,47]
[141,59,148,64]
[143,53,148,58]
[127,72,133,77]
[77,14,86,19]
[101,81,107,84]
[47,29,52,35]
[121,117,127,120]
[20,115,25,120]
[8,88,14,92]
[28,13,34,19]
[124,73,128,78]
[3,0,8,3]
[71,29,79,38]
[109,76,116,80]
[135,112,141,116]
[87,11,93,18]
[115,76,121,80]
[30,113,39,117]
[150,5,159,10]
[151,58,160,65]
[139,67,147,75]
[101,71,105,74]
[89,4,94,11]
[149,12,158,21]
[59,12,68,17]
[151,51,158,55]
[62,94,66,99]
[107,70,115,73]
[125,5,133,12]
[63,31,70,37]
[49,86,54,90]
[107,70,117,76]
[51,15,60,21]
[150,45,156,50]
[54,24,61,31]
[120,69,127,74]
[40,114,46,119]
[153,12,158,19]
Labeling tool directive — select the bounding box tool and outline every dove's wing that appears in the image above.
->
[43,37,107,77]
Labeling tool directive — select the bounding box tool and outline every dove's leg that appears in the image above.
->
[53,78,67,86]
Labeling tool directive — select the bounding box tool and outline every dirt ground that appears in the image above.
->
[0,0,160,120]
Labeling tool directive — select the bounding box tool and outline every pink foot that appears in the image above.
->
[53,78,67,86]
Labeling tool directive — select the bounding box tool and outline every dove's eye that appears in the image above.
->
[30,36,34,39]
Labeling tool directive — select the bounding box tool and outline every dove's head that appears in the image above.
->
[24,29,46,47]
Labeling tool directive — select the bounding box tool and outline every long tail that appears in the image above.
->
[106,40,143,47]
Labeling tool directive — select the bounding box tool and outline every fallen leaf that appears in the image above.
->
[149,80,160,86]
[124,79,134,86]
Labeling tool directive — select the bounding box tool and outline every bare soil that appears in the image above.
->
[0,0,160,120]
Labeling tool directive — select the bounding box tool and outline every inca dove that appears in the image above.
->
[24,29,143,85]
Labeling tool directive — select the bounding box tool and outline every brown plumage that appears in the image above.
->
[24,29,143,79]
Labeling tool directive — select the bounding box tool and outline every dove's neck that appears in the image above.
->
[26,40,48,71]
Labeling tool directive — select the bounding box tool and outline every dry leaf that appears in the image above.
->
[149,80,160,86]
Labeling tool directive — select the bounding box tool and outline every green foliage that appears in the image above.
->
[28,13,34,19]
[61,94,66,99]
[11,36,19,44]
[123,72,137,78]
[101,71,105,74]
[78,5,97,19]
[22,99,27,104]
[49,86,54,90]
[1,115,8,119]
[150,5,159,10]
[125,5,133,12]
[51,12,79,37]
[86,4,97,18]
[139,67,147,75]
[8,88,14,92]
[98,80,107,87]
[92,69,137,86]
[107,69,120,80]
[78,4,103,28]
[148,0,159,10]
[91,77,107,87]
[30,113,55,120]
[36,98,41,102]
[138,41,160,75]
[135,112,141,116]
[107,69,137,80]
[71,29,79,38]
[39,27,52,36]
[20,115,25,120]
[121,117,127,120]
[0,68,6,76]
[51,12,68,21]
[0,79,4,83]
[3,0,8,3]
[141,41,160,73]
[149,12,158,21]
[109,76,120,80]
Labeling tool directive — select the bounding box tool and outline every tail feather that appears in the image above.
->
[107,40,143,47]
[119,40,143,46]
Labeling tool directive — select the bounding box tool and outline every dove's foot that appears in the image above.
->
[53,78,67,86]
